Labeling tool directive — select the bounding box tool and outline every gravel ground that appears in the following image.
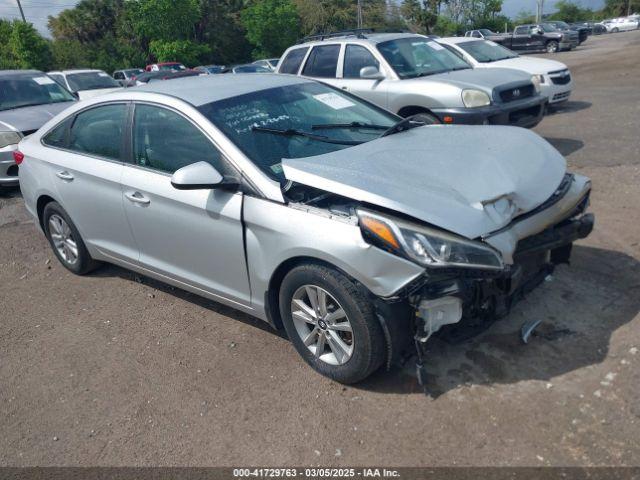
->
[1,31,639,467]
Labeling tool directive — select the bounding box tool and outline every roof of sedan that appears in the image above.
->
[133,73,312,106]
[0,70,42,77]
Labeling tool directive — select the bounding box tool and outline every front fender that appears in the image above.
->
[243,196,425,311]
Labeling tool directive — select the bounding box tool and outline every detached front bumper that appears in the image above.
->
[0,145,20,187]
[431,94,547,129]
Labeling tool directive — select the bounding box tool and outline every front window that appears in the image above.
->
[456,40,518,63]
[478,29,494,36]
[198,82,398,182]
[377,37,471,79]
[0,74,75,112]
[66,72,119,92]
[541,23,559,32]
[343,45,380,78]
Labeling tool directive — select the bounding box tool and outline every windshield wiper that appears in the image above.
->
[311,121,389,131]
[380,115,427,138]
[251,126,364,146]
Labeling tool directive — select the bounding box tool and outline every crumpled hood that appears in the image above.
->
[0,101,75,133]
[282,125,566,239]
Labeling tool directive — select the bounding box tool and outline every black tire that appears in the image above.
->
[279,264,385,384]
[546,40,559,53]
[612,27,619,33]
[43,201,100,275]
[409,112,441,125]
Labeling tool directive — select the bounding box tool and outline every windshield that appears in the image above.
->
[377,37,471,79]
[125,69,144,76]
[198,82,398,181]
[541,23,559,32]
[0,74,75,112]
[457,40,518,62]
[66,72,119,92]
[479,29,494,35]
[159,63,186,71]
[553,21,570,29]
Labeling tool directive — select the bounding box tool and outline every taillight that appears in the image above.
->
[13,150,24,165]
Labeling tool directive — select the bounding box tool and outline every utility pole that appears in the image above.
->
[536,0,544,23]
[15,0,26,22]
[357,0,363,29]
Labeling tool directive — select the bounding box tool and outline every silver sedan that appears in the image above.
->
[17,74,593,384]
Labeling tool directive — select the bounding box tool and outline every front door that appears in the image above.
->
[333,44,388,110]
[121,103,251,306]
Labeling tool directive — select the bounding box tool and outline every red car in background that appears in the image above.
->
[145,62,187,72]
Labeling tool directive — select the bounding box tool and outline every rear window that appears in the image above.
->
[302,45,341,78]
[279,48,309,74]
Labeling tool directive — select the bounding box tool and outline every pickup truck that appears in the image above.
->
[466,24,577,53]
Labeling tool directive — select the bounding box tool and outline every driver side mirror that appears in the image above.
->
[359,66,384,80]
[171,161,239,191]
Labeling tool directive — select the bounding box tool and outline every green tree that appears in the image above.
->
[241,0,300,58]
[196,0,253,65]
[149,39,209,65]
[548,0,594,22]
[401,0,442,34]
[0,19,52,70]
[603,0,640,16]
[124,0,200,42]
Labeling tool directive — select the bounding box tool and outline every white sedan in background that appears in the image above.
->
[438,37,573,105]
[47,69,122,100]
[600,17,639,32]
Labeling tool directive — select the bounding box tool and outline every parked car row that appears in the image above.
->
[276,31,572,127]
[1,28,595,385]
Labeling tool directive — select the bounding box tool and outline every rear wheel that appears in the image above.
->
[612,27,619,33]
[43,201,100,275]
[279,264,385,384]
[546,40,559,53]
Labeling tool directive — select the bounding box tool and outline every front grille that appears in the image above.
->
[550,73,571,85]
[552,91,571,101]
[499,84,534,103]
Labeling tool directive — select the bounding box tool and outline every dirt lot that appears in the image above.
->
[1,32,639,467]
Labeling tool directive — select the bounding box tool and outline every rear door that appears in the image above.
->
[301,44,342,87]
[41,102,139,261]
[120,102,250,306]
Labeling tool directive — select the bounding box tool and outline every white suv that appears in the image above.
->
[277,31,547,128]
[438,37,573,105]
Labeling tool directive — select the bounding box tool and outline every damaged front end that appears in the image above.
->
[361,174,594,387]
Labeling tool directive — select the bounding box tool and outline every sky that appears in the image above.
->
[0,0,607,37]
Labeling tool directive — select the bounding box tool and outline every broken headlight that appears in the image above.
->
[357,209,504,270]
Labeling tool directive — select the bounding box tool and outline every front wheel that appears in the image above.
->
[279,264,386,384]
[612,27,619,33]
[546,40,559,53]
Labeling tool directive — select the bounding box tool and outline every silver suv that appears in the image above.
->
[278,31,547,128]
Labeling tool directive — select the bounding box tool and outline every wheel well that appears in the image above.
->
[36,195,56,230]
[265,256,365,331]
[397,105,433,118]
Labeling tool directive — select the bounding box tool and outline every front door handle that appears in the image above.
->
[341,86,349,90]
[125,191,150,205]
[56,171,74,181]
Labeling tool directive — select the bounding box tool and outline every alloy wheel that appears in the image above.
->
[49,214,79,265]
[291,285,354,366]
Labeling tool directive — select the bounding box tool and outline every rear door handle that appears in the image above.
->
[341,86,349,90]
[56,171,74,181]
[125,191,150,205]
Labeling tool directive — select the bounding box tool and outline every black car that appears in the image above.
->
[133,70,200,85]
[547,20,589,44]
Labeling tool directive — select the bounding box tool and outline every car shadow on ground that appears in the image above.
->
[547,100,592,115]
[355,245,640,397]
[543,137,585,156]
